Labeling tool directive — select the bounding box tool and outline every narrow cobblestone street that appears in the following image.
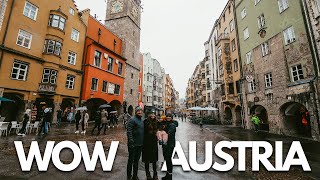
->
[0,119,318,179]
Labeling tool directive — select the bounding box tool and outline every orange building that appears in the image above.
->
[138,53,143,103]
[82,13,126,112]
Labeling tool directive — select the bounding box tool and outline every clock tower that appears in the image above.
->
[105,0,142,113]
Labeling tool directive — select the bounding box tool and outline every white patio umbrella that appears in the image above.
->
[188,107,204,111]
[75,106,88,111]
[203,107,219,111]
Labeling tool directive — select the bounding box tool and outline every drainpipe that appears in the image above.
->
[232,0,246,129]
[0,0,15,69]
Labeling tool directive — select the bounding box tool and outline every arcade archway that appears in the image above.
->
[235,106,242,126]
[0,93,25,122]
[224,107,232,125]
[250,105,269,131]
[280,102,311,137]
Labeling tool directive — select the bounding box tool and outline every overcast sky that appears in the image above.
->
[74,0,228,98]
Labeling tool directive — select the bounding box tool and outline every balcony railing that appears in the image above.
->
[38,83,57,95]
[216,33,230,45]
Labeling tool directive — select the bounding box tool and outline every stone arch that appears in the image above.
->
[250,105,269,131]
[235,105,242,126]
[86,98,108,120]
[224,107,232,125]
[109,100,122,112]
[0,93,25,122]
[280,102,311,138]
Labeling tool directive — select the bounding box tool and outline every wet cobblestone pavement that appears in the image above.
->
[0,119,317,179]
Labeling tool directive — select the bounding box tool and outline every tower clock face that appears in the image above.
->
[111,0,124,14]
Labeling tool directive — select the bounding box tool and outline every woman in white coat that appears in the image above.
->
[80,110,89,134]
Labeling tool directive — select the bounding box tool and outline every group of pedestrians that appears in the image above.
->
[74,110,89,134]
[90,108,119,135]
[127,107,178,180]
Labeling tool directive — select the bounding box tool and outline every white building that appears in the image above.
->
[143,53,153,108]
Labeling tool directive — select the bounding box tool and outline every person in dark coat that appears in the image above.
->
[127,106,144,180]
[142,110,159,180]
[91,110,101,135]
[162,113,178,180]
[18,109,31,136]
[74,111,81,134]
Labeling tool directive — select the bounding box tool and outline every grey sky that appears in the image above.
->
[74,0,228,98]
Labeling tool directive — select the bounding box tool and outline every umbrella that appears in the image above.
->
[76,106,88,111]
[99,104,111,109]
[188,107,204,111]
[0,97,15,102]
[203,107,219,111]
[110,111,118,114]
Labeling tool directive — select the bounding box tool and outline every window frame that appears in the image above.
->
[43,39,62,56]
[42,68,58,84]
[246,51,252,64]
[243,27,249,40]
[94,50,102,68]
[71,28,80,42]
[65,75,75,89]
[48,14,66,31]
[68,51,77,65]
[248,79,257,93]
[102,80,108,93]
[278,0,289,13]
[23,1,38,20]
[11,60,29,81]
[283,26,296,45]
[264,73,273,88]
[241,8,247,19]
[108,57,114,72]
[16,29,32,49]
[118,62,123,75]
[261,41,270,57]
[291,64,304,82]
[91,78,98,91]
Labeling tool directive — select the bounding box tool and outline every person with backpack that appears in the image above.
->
[251,114,260,133]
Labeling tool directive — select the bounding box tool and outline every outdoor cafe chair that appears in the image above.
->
[30,121,40,134]
[9,121,21,134]
[0,123,9,137]
[0,117,5,122]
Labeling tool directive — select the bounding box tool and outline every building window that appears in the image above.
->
[236,80,241,94]
[65,75,75,89]
[248,79,257,93]
[131,73,134,79]
[93,50,102,67]
[16,29,32,49]
[108,83,115,94]
[241,8,247,19]
[313,0,320,18]
[234,59,238,72]
[221,84,225,96]
[91,78,98,91]
[102,81,108,93]
[261,41,270,57]
[71,28,80,42]
[283,26,296,45]
[224,27,228,36]
[265,73,273,88]
[231,39,236,52]
[118,62,123,75]
[11,61,28,81]
[246,51,252,64]
[291,64,304,82]
[42,69,57,84]
[69,8,75,15]
[43,40,62,56]
[108,57,114,72]
[23,1,38,20]
[228,83,234,94]
[255,0,262,5]
[229,19,234,32]
[243,27,249,40]
[68,51,77,65]
[115,84,120,95]
[278,0,289,13]
[257,14,266,29]
[130,89,133,95]
[219,64,224,76]
[48,14,66,31]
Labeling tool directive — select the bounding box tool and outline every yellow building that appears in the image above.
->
[0,0,86,122]
[215,0,242,125]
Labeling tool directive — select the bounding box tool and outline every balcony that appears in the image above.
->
[38,83,57,95]
[215,33,230,45]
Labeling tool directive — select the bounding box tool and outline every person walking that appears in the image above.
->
[99,109,109,135]
[127,106,144,180]
[74,111,81,134]
[80,110,89,134]
[142,110,159,180]
[91,110,101,135]
[43,106,52,134]
[56,108,62,127]
[18,109,31,136]
[251,114,260,133]
[162,113,178,180]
